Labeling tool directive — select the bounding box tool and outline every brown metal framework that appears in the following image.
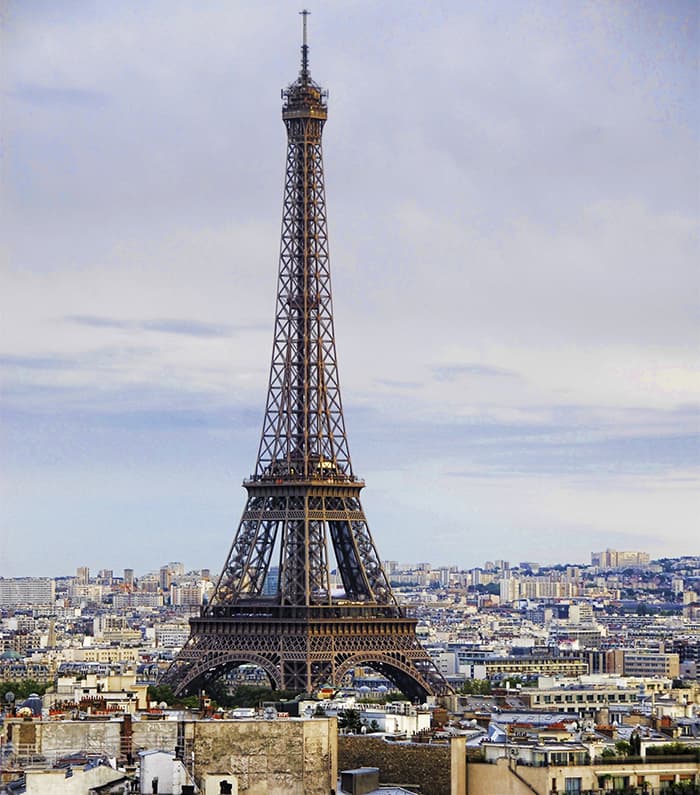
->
[163,14,450,701]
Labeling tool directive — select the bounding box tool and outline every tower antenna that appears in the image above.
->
[300,9,310,80]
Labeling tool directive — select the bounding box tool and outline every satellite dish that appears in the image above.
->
[5,692,15,704]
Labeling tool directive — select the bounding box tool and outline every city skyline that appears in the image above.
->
[2,1,699,577]
[0,550,692,592]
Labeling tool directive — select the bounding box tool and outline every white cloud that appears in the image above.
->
[1,0,697,573]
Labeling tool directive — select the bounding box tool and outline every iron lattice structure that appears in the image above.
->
[164,16,450,701]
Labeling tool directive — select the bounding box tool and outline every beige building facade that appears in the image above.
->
[468,754,700,794]
[4,716,337,795]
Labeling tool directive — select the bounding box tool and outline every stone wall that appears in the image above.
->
[190,718,337,795]
[7,719,121,760]
[132,719,180,754]
[5,716,336,795]
[338,736,457,795]
[6,717,178,762]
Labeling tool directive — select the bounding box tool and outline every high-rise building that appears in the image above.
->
[159,566,172,593]
[76,566,90,585]
[97,569,113,585]
[0,578,55,606]
[167,562,185,578]
[591,549,650,569]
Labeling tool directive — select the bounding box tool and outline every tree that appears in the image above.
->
[459,680,492,695]
[226,685,297,708]
[204,678,231,708]
[338,708,364,734]
[646,742,699,759]
[0,680,48,700]
[502,677,525,689]
[630,731,642,756]
[147,684,198,710]
[614,740,631,757]
[147,684,175,706]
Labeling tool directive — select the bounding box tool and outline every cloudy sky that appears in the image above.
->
[1,1,698,578]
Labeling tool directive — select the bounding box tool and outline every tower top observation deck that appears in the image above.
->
[282,9,328,122]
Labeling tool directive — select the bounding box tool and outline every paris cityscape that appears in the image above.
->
[1,551,700,793]
[2,2,698,795]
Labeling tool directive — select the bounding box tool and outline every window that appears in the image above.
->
[564,778,581,794]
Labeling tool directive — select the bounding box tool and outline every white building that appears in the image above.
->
[0,578,55,606]
[139,750,191,795]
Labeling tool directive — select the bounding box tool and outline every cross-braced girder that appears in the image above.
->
[210,484,395,607]
[160,611,451,701]
[163,22,451,702]
[256,119,350,482]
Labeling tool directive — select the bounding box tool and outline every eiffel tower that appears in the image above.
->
[163,13,450,702]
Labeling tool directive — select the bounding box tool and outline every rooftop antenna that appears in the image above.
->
[300,9,310,81]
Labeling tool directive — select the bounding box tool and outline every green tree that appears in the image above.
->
[459,680,492,695]
[614,740,631,757]
[338,708,364,734]
[502,677,525,689]
[147,684,198,710]
[646,742,699,759]
[227,685,297,708]
[630,731,642,756]
[0,680,48,701]
[205,678,232,708]
[147,684,175,705]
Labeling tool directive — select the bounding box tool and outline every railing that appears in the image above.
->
[470,754,700,770]
[576,789,700,795]
[245,472,364,487]
[203,604,408,621]
[595,755,700,766]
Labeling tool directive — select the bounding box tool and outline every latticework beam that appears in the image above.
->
[163,18,450,702]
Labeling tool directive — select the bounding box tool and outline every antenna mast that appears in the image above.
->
[300,9,310,80]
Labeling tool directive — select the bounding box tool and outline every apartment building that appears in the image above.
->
[0,577,55,606]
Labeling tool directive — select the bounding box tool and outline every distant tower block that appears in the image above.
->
[163,14,450,700]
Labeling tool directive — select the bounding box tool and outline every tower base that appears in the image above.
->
[162,603,449,701]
